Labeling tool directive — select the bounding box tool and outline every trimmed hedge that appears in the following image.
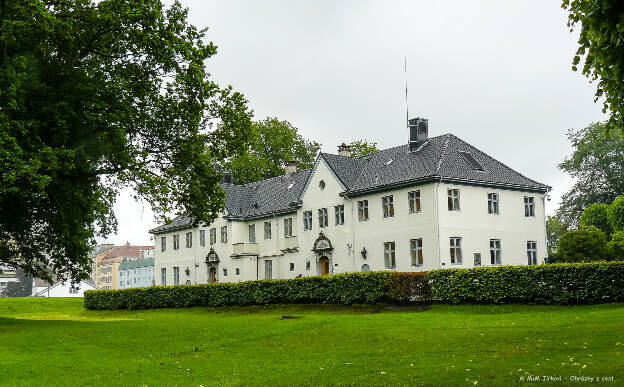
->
[429,261,624,304]
[84,261,624,310]
[84,271,390,310]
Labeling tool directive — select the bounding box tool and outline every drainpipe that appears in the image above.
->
[435,178,442,268]
[347,196,355,272]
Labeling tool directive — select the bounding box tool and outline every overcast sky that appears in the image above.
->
[100,0,606,246]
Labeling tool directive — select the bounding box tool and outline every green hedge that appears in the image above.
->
[84,262,624,310]
[84,271,390,310]
[429,261,624,304]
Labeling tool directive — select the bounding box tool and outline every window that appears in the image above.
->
[221,226,227,243]
[264,221,272,240]
[265,260,273,279]
[306,261,311,270]
[210,228,216,245]
[490,239,501,265]
[289,263,295,271]
[69,286,78,294]
[527,241,537,265]
[448,189,460,211]
[524,196,535,217]
[161,268,166,285]
[319,180,325,190]
[334,205,344,225]
[173,267,179,285]
[284,218,293,237]
[382,195,394,218]
[236,267,240,276]
[408,191,421,213]
[358,200,369,221]
[248,224,256,243]
[384,242,396,269]
[223,268,228,277]
[200,230,206,247]
[161,236,166,252]
[173,234,179,250]
[303,211,312,230]
[488,193,499,214]
[410,238,423,266]
[185,232,192,248]
[318,208,328,228]
[450,237,462,264]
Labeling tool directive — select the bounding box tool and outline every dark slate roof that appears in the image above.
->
[151,134,548,233]
[321,134,549,195]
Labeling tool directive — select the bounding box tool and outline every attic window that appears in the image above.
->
[385,159,393,166]
[319,180,325,190]
[458,151,485,171]
[287,182,294,189]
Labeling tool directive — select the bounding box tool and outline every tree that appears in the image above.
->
[563,0,624,132]
[5,269,32,297]
[608,231,624,260]
[557,227,609,262]
[546,216,568,256]
[349,140,379,158]
[0,0,253,282]
[555,123,624,227]
[227,118,321,184]
[607,195,624,232]
[579,203,612,238]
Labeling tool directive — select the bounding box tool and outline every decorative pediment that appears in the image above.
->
[312,232,333,252]
[205,247,219,264]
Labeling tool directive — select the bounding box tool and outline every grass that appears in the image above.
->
[1,299,623,386]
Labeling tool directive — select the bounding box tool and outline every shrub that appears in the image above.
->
[580,203,612,238]
[557,227,609,262]
[428,261,624,304]
[608,231,624,260]
[387,272,432,303]
[607,195,624,232]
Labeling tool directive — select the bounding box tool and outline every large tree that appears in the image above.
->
[563,0,624,132]
[227,117,321,184]
[0,0,253,282]
[555,123,624,227]
[349,140,379,158]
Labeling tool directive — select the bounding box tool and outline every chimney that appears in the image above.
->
[408,117,428,151]
[284,160,298,175]
[222,172,234,184]
[338,143,352,157]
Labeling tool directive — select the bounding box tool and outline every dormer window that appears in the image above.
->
[385,159,393,165]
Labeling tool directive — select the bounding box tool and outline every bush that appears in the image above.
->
[607,195,624,232]
[608,231,624,260]
[580,203,612,238]
[428,261,624,304]
[85,271,391,310]
[387,272,432,303]
[557,227,609,262]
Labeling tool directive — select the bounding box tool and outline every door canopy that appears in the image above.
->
[205,247,219,267]
[312,232,333,253]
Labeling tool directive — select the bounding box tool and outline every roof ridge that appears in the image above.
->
[448,134,549,188]
[435,134,453,174]
[230,167,313,188]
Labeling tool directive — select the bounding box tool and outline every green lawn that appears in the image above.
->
[1,299,623,386]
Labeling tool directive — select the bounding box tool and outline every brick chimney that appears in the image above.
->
[338,143,352,157]
[284,160,298,175]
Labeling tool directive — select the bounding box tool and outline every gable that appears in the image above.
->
[299,155,347,203]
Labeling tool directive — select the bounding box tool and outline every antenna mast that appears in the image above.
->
[404,57,409,128]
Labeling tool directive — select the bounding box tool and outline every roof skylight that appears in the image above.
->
[458,151,485,171]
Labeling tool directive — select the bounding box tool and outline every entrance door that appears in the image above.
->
[210,268,216,283]
[264,260,273,279]
[320,257,330,276]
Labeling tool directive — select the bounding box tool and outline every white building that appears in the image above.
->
[31,279,97,297]
[151,119,549,285]
[118,258,155,288]
[0,265,19,297]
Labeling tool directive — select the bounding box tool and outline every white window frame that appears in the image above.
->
[410,238,423,266]
[382,195,394,218]
[264,221,272,240]
[527,241,537,265]
[318,208,328,228]
[173,267,179,286]
[408,191,421,214]
[284,218,293,237]
[210,228,216,245]
[173,234,179,250]
[334,204,344,225]
[185,232,192,248]
[199,230,206,247]
[448,189,460,211]
[248,224,256,243]
[161,236,166,252]
[524,196,535,217]
[450,237,462,264]
[384,241,396,269]
[490,239,501,265]
[221,226,227,243]
[488,193,499,215]
[303,211,312,231]
[358,200,369,221]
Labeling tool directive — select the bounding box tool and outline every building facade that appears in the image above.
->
[95,243,154,290]
[31,279,97,297]
[119,258,155,289]
[151,120,549,285]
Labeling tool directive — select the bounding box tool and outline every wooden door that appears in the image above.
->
[210,268,216,283]
[321,257,329,276]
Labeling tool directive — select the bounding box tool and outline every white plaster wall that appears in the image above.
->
[436,183,547,268]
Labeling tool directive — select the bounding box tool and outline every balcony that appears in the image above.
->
[232,242,259,256]
[282,236,299,253]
